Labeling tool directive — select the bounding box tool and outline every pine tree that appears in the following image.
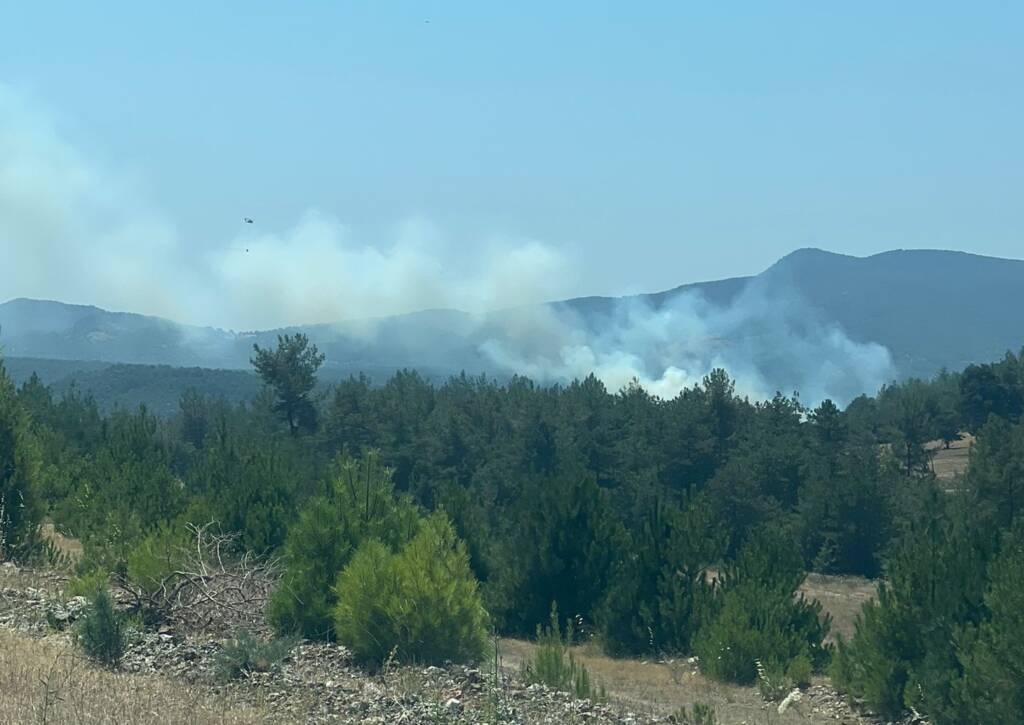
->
[0,361,42,560]
[964,416,1024,531]
[955,522,1024,724]
[333,513,488,666]
[694,526,830,684]
[832,496,990,721]
[268,453,420,639]
[251,333,325,436]
[500,469,626,635]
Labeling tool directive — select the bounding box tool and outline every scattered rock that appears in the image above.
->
[0,572,929,724]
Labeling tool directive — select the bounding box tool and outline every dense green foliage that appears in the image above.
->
[251,333,325,436]
[954,522,1024,724]
[831,374,1024,724]
[694,528,831,685]
[5,358,262,416]
[0,362,42,560]
[332,513,489,666]
[9,342,1024,717]
[267,454,420,639]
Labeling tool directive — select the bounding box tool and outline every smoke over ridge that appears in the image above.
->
[0,83,894,403]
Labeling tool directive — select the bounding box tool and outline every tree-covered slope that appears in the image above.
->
[4,248,1024,390]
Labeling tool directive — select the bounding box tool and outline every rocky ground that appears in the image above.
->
[0,562,926,724]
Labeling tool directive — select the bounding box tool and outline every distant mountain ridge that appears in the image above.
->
[3,249,1024,391]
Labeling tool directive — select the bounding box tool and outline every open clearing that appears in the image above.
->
[499,574,879,723]
[500,637,809,723]
[927,432,973,485]
[800,574,876,642]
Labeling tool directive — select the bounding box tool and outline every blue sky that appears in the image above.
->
[2,2,1022,322]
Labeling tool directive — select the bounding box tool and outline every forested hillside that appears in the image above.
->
[5,249,1024,398]
[3,333,1023,723]
[4,358,262,414]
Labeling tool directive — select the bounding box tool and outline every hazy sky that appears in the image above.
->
[2,2,1022,326]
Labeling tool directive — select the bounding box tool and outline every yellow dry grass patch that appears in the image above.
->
[500,638,817,724]
[40,521,84,562]
[799,573,876,643]
[498,573,881,723]
[927,432,974,485]
[0,630,273,725]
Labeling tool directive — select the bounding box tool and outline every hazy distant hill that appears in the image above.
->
[1,358,261,415]
[3,249,1024,403]
[751,249,1024,378]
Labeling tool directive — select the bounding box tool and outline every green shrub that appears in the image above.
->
[830,600,907,718]
[75,587,126,667]
[673,702,717,725]
[755,655,814,703]
[694,528,831,685]
[268,454,420,640]
[598,495,722,658]
[786,654,813,688]
[502,471,628,638]
[521,605,606,702]
[0,364,43,561]
[333,513,488,666]
[126,523,189,597]
[755,659,791,702]
[214,630,299,681]
[66,569,109,599]
[330,539,396,664]
[830,502,988,721]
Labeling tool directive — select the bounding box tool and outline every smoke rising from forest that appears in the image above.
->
[0,85,573,331]
[479,285,894,404]
[1,83,894,403]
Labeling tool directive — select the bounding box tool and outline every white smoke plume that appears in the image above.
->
[1,83,894,404]
[0,84,574,331]
[479,282,895,405]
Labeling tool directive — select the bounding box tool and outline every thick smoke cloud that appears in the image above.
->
[479,281,894,405]
[203,215,570,331]
[0,85,574,331]
[1,84,894,404]
[0,86,190,322]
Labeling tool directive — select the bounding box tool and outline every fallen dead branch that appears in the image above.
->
[114,523,280,635]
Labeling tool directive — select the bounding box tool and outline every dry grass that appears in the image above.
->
[799,574,876,643]
[0,630,274,725]
[500,638,816,724]
[0,563,64,598]
[927,432,974,486]
[40,521,84,562]
[499,572,882,723]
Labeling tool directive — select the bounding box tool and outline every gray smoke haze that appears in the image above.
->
[0,84,575,331]
[479,282,894,405]
[1,83,894,404]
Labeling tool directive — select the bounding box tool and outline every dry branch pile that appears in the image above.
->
[115,523,280,635]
